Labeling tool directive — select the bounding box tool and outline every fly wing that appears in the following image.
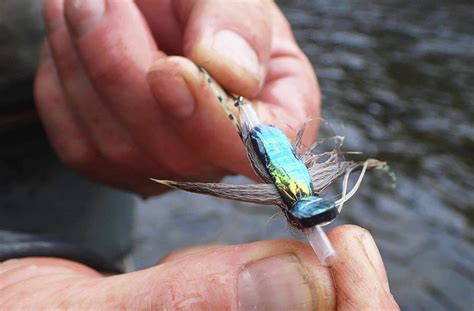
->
[305,149,385,193]
[150,178,283,205]
[308,156,352,193]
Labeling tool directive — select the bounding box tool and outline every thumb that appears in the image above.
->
[117,241,335,310]
[0,241,334,309]
[180,0,273,98]
[147,56,256,177]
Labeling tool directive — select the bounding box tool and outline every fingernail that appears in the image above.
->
[148,71,196,119]
[211,30,261,79]
[360,232,391,291]
[65,0,105,36]
[238,254,315,311]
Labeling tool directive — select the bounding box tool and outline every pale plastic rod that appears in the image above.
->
[304,226,338,266]
[237,98,262,137]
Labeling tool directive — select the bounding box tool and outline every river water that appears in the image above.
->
[133,1,474,309]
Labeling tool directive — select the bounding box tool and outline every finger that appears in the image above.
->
[0,258,99,277]
[35,41,101,176]
[0,260,100,292]
[136,0,273,96]
[328,225,399,310]
[63,0,208,176]
[134,0,183,55]
[43,0,160,177]
[148,2,319,150]
[180,0,273,97]
[141,241,335,310]
[158,244,223,264]
[147,57,255,177]
[34,42,168,196]
[255,4,321,146]
[0,240,336,310]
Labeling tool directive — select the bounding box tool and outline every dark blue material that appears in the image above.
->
[290,196,338,227]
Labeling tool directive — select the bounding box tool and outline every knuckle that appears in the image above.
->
[158,153,205,178]
[49,38,81,82]
[34,79,48,108]
[57,140,97,170]
[99,141,137,168]
[148,269,218,310]
[272,238,307,250]
[163,160,197,177]
[87,47,132,87]
[34,69,57,108]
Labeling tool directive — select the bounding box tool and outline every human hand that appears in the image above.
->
[36,0,320,195]
[0,225,399,310]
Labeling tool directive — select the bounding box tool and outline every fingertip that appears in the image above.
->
[64,0,105,37]
[328,224,368,240]
[43,0,64,33]
[327,224,374,267]
[328,225,387,282]
[181,1,273,98]
[358,229,391,291]
[148,56,254,177]
[148,57,198,120]
[187,31,264,98]
[149,56,200,81]
[328,225,397,309]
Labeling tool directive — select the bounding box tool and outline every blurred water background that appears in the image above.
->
[132,1,474,309]
[1,0,472,310]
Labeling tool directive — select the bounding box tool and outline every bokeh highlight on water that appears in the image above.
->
[133,1,473,309]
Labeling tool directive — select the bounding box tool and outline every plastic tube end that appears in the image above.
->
[304,226,338,266]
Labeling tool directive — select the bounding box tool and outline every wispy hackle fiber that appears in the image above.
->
[151,146,385,212]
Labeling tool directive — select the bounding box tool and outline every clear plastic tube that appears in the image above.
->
[304,226,338,266]
[237,98,261,137]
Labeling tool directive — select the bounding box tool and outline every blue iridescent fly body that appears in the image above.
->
[194,67,339,229]
[249,125,313,204]
[249,124,338,228]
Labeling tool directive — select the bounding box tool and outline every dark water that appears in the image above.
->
[134,1,474,310]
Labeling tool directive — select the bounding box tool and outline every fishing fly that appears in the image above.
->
[151,68,384,265]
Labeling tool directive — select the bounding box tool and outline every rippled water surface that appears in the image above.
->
[134,1,473,309]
